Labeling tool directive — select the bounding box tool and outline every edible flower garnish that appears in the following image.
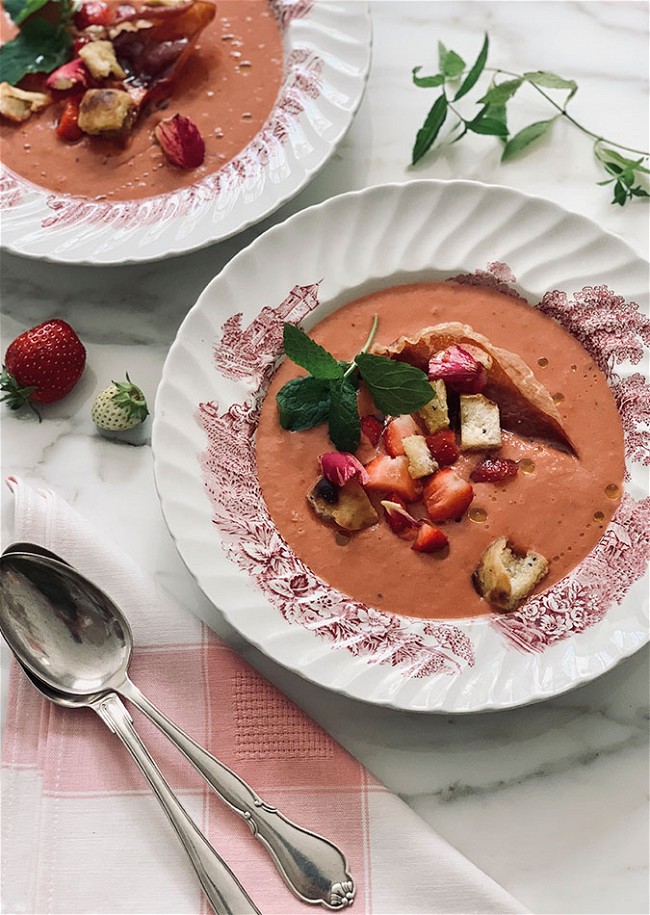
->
[154,113,205,169]
[277,317,434,452]
[428,344,488,393]
[380,498,419,535]
[320,452,369,487]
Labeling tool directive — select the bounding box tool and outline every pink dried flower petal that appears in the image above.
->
[428,344,488,393]
[320,452,369,487]
[45,59,90,92]
[380,500,419,527]
[154,113,205,169]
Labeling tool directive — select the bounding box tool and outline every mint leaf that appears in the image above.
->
[438,42,465,79]
[412,66,445,88]
[502,118,555,161]
[355,353,433,415]
[328,378,360,453]
[454,33,488,101]
[4,0,50,25]
[412,93,448,164]
[282,324,343,381]
[0,16,72,84]
[276,376,331,432]
[478,78,522,106]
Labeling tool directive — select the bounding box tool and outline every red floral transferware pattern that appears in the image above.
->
[0,1,319,229]
[198,269,650,676]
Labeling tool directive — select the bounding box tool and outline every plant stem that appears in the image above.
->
[487,67,649,157]
[344,314,379,378]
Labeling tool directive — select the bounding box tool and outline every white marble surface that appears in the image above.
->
[1,2,649,914]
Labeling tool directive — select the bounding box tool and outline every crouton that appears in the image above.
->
[0,82,50,122]
[473,536,549,610]
[418,380,449,433]
[307,478,378,532]
[460,393,502,450]
[78,89,137,137]
[402,435,438,479]
[79,40,126,80]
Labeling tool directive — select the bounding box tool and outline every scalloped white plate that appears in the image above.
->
[152,179,650,713]
[0,1,371,265]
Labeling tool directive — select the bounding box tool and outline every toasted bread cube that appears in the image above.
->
[402,434,438,480]
[78,89,137,137]
[79,40,126,79]
[473,536,549,611]
[418,380,449,433]
[0,82,50,122]
[307,479,378,532]
[460,393,501,450]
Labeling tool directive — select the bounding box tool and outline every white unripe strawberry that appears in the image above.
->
[92,374,149,431]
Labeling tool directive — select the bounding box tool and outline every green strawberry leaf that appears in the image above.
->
[355,353,433,415]
[282,323,343,380]
[276,376,331,432]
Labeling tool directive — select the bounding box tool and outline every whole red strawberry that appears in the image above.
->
[1,320,86,417]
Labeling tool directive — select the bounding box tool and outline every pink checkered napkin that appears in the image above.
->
[1,478,527,915]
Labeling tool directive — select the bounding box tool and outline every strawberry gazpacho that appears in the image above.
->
[255,281,626,621]
[0,0,283,200]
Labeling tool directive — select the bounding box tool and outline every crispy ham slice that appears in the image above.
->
[110,0,216,109]
[374,322,577,455]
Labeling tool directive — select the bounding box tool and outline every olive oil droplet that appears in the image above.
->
[605,484,619,500]
[469,508,488,523]
[520,459,535,474]
[593,510,605,522]
[552,392,565,404]
[537,357,548,367]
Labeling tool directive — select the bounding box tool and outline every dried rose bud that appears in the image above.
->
[428,344,488,394]
[45,59,90,93]
[380,499,419,537]
[320,452,369,487]
[154,113,205,169]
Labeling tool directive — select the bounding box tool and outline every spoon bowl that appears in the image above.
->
[0,552,131,695]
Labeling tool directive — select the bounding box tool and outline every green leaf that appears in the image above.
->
[478,78,522,106]
[630,185,650,198]
[501,118,555,161]
[597,147,650,176]
[412,66,446,88]
[612,181,627,206]
[276,376,331,432]
[282,324,343,381]
[0,16,72,84]
[438,42,465,79]
[355,353,434,415]
[524,70,578,99]
[467,109,509,137]
[328,378,360,453]
[411,93,448,164]
[453,33,489,100]
[4,0,50,25]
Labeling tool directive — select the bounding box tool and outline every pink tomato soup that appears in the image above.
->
[255,282,626,621]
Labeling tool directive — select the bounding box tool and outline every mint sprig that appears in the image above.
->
[276,318,433,451]
[410,33,649,206]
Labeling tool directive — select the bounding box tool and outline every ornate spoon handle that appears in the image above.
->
[120,677,355,910]
[94,693,260,915]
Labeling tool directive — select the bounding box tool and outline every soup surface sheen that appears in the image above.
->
[0,0,283,200]
[255,282,626,621]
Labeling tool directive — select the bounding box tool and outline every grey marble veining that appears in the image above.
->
[1,3,649,914]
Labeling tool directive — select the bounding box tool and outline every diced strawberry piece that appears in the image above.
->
[380,493,418,538]
[46,59,89,94]
[72,36,92,55]
[425,429,460,466]
[412,523,449,553]
[422,468,474,523]
[56,98,83,142]
[74,1,111,28]
[364,454,421,503]
[383,414,421,457]
[361,414,384,447]
[470,457,519,483]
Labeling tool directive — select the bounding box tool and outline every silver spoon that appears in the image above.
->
[0,549,259,915]
[0,546,356,911]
